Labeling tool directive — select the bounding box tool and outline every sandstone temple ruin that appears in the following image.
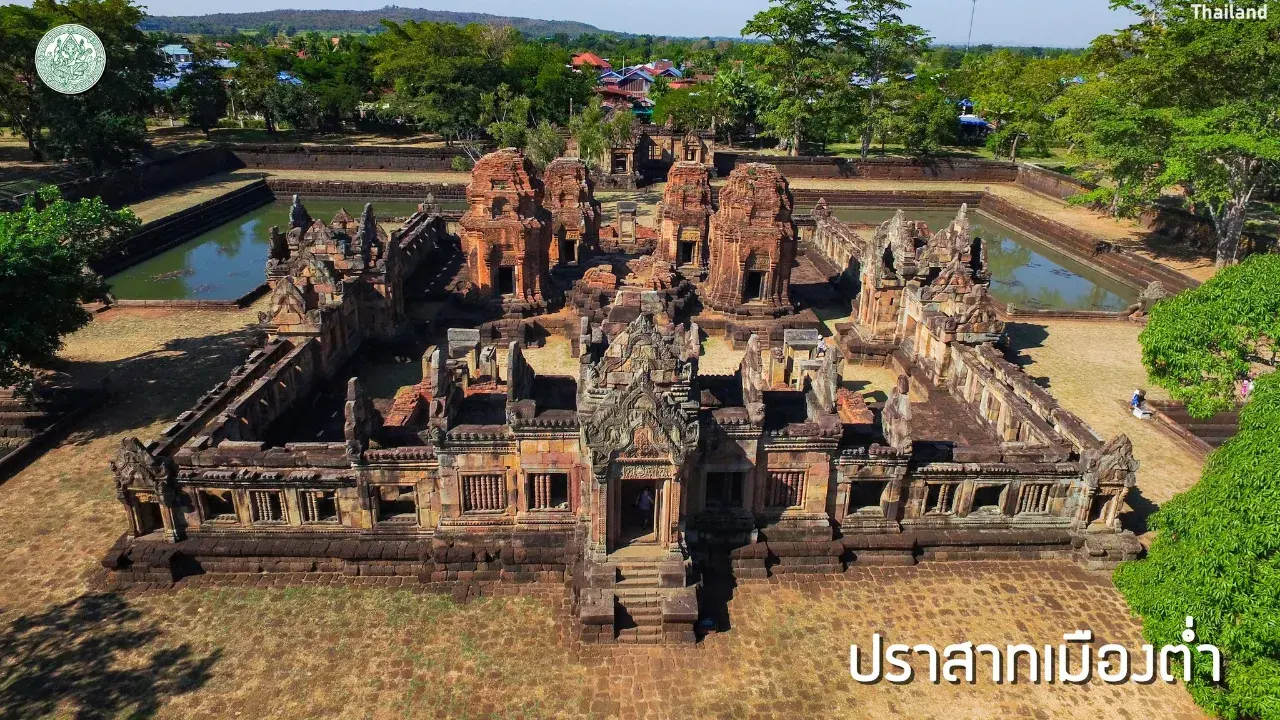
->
[105,150,1141,644]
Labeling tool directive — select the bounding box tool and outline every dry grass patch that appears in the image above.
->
[232,168,471,186]
[127,174,263,223]
[1006,320,1203,536]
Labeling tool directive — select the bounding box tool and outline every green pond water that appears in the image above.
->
[107,198,461,301]
[109,199,1137,311]
[811,207,1138,312]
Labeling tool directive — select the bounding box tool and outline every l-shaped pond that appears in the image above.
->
[810,207,1138,311]
[106,198,457,301]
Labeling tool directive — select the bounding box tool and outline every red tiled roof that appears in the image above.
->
[572,52,611,71]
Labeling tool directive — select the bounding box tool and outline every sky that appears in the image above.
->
[126,0,1140,48]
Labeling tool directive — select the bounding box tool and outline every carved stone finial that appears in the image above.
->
[343,376,374,458]
[1093,434,1139,489]
[882,375,913,451]
[289,194,311,231]
[812,197,830,221]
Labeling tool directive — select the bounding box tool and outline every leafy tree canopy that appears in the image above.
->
[524,119,565,170]
[173,61,229,138]
[1139,253,1280,418]
[1066,0,1280,266]
[0,187,139,390]
[568,96,609,171]
[0,0,164,169]
[1115,368,1280,718]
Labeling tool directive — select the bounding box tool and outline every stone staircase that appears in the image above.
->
[1148,400,1240,458]
[614,560,665,644]
[0,386,105,479]
[576,551,700,645]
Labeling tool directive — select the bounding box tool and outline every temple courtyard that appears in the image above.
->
[0,300,1204,718]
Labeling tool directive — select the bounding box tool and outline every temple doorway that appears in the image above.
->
[496,266,516,295]
[618,480,658,546]
[678,240,696,265]
[134,500,164,535]
[744,270,765,301]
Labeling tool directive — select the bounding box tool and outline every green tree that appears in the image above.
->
[502,42,592,124]
[265,81,320,132]
[1114,368,1280,718]
[651,87,711,130]
[0,4,51,160]
[568,96,608,171]
[524,119,565,169]
[898,82,957,157]
[607,108,636,150]
[1138,253,1280,418]
[173,61,228,138]
[708,66,759,146]
[230,44,285,132]
[1076,0,1280,267]
[840,0,930,159]
[1055,73,1170,218]
[742,0,840,155]
[0,0,165,169]
[374,20,501,143]
[293,38,376,131]
[480,83,532,149]
[0,186,139,390]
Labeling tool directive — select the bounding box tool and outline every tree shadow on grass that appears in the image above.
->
[0,593,219,720]
[44,325,260,446]
[1000,322,1052,389]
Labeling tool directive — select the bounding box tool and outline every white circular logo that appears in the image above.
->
[34,24,107,95]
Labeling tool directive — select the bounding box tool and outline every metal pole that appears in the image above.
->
[965,0,978,55]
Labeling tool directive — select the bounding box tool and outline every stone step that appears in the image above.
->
[616,577,661,588]
[627,613,662,624]
[615,626,663,644]
[614,589,662,600]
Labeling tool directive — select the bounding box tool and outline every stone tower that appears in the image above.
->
[542,157,600,266]
[656,162,712,273]
[459,148,554,315]
[704,163,797,315]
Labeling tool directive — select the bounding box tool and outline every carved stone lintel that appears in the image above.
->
[110,437,172,503]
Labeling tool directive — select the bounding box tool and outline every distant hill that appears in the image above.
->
[139,6,610,37]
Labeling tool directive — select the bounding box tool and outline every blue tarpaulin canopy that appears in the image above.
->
[958,114,993,128]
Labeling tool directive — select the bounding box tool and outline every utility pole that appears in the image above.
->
[965,0,978,56]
